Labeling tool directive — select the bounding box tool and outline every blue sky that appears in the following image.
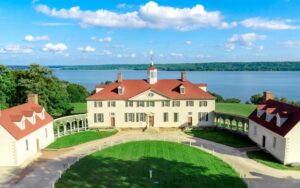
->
[1,0,300,65]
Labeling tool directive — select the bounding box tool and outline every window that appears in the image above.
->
[254,126,257,136]
[25,140,29,151]
[45,128,48,138]
[146,101,155,107]
[179,85,185,94]
[140,113,146,122]
[163,112,169,122]
[108,101,116,107]
[150,72,155,78]
[273,137,277,148]
[199,112,208,121]
[94,113,104,123]
[172,101,180,107]
[186,101,194,107]
[188,112,192,116]
[32,116,36,124]
[125,113,135,122]
[199,101,208,107]
[94,101,102,108]
[174,113,179,122]
[21,120,25,129]
[125,101,133,107]
[137,101,145,107]
[162,101,170,107]
[118,86,124,95]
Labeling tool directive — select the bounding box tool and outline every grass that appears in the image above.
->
[247,150,300,170]
[55,141,245,188]
[216,103,256,117]
[70,102,87,114]
[47,130,117,149]
[186,129,256,148]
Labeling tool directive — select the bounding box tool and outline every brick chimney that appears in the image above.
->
[117,72,123,83]
[263,91,273,101]
[28,94,38,104]
[181,72,187,82]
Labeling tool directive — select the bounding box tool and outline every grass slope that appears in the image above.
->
[70,102,87,114]
[47,130,117,149]
[56,141,245,188]
[247,150,300,170]
[186,129,256,148]
[216,103,256,117]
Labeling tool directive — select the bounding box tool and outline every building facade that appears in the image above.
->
[0,94,54,166]
[248,92,300,164]
[87,63,215,129]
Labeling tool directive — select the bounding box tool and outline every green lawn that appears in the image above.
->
[247,150,300,170]
[47,130,117,149]
[216,103,256,117]
[55,141,245,188]
[186,129,256,148]
[70,102,87,114]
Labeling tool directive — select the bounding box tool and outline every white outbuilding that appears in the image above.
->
[248,92,300,165]
[0,94,54,167]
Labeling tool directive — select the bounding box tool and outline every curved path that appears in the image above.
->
[3,130,300,188]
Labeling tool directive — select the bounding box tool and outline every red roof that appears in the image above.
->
[96,84,106,88]
[195,83,208,87]
[249,100,300,137]
[0,103,53,140]
[148,64,156,70]
[88,79,215,100]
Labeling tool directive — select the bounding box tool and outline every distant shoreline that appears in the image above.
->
[6,61,300,71]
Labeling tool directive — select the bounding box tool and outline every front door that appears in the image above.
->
[149,116,154,127]
[262,136,266,148]
[111,117,115,127]
[188,117,192,126]
[36,138,40,151]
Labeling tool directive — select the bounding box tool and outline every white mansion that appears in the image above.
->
[87,63,215,128]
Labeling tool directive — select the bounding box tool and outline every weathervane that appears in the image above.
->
[149,50,154,66]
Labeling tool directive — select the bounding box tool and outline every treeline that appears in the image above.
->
[211,92,300,107]
[0,64,89,116]
[46,62,300,71]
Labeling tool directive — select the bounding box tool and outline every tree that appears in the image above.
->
[67,83,89,102]
[0,65,16,109]
[250,94,264,104]
[209,92,224,103]
[13,64,73,116]
[224,98,241,103]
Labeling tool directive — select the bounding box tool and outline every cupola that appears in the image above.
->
[147,51,157,84]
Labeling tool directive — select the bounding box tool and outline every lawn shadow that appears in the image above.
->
[55,155,246,188]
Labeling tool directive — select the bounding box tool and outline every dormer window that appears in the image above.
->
[41,110,45,119]
[118,86,124,95]
[180,85,185,94]
[276,111,288,127]
[32,115,36,124]
[20,120,25,130]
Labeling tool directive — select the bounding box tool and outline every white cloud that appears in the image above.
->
[0,45,33,54]
[185,40,192,45]
[35,1,236,31]
[283,40,300,48]
[42,43,68,52]
[226,33,267,51]
[91,36,112,43]
[241,17,299,30]
[169,52,183,57]
[77,46,96,52]
[24,35,49,42]
[116,53,136,58]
